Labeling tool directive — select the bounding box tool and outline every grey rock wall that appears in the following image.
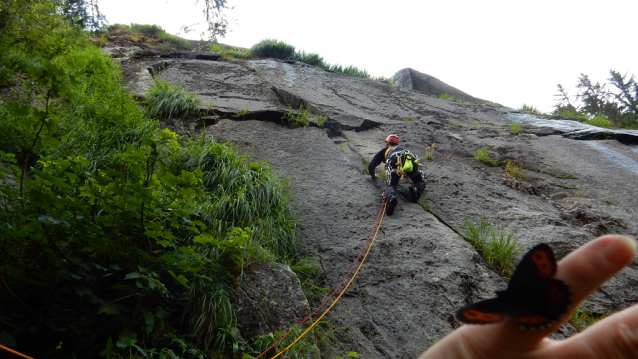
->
[123,54,638,358]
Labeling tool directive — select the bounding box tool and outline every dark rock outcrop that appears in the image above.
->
[232,263,311,339]
[391,68,482,103]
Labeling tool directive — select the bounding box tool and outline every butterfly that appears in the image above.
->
[455,243,572,330]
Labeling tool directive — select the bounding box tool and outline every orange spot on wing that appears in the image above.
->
[531,250,553,276]
[462,309,503,323]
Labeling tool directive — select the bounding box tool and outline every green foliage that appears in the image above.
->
[509,122,522,135]
[209,43,253,60]
[462,217,526,276]
[131,23,192,49]
[423,144,435,161]
[519,104,543,115]
[569,303,610,332]
[504,160,525,180]
[314,114,327,127]
[588,113,613,129]
[233,107,250,118]
[436,93,481,105]
[146,78,201,119]
[473,148,492,163]
[250,39,297,60]
[243,321,341,359]
[282,104,311,127]
[0,12,300,357]
[172,139,298,259]
[437,93,456,100]
[403,116,415,123]
[328,64,370,78]
[295,50,326,67]
[556,106,589,121]
[555,70,638,128]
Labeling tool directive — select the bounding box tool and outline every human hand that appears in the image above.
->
[419,234,638,359]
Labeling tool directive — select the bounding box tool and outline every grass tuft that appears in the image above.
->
[463,217,526,276]
[504,160,525,180]
[146,78,201,119]
[473,148,492,163]
[251,39,296,60]
[509,122,522,135]
[569,303,610,332]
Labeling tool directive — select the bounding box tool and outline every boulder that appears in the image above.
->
[392,68,481,102]
[232,263,311,339]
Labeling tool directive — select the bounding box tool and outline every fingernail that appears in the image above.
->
[616,235,638,254]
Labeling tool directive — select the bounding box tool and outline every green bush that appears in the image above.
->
[146,78,201,119]
[295,50,327,68]
[557,107,589,121]
[588,114,614,129]
[251,39,296,60]
[0,11,301,357]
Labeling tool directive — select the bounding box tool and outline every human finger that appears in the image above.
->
[555,235,636,310]
[549,304,638,358]
[480,235,637,352]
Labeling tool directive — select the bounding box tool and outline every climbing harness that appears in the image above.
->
[254,200,388,359]
[0,344,34,359]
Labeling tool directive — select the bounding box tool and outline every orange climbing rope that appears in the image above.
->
[254,199,387,359]
[0,344,35,359]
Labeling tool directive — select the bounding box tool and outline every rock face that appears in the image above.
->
[117,45,638,357]
[232,263,311,339]
[391,68,483,103]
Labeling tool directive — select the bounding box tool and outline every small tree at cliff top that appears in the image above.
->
[554,70,638,128]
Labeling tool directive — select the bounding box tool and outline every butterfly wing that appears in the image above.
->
[508,278,571,329]
[509,243,557,287]
[456,297,506,325]
[504,243,572,330]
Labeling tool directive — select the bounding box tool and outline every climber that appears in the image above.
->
[368,134,427,215]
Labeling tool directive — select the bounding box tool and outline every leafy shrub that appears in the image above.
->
[295,50,327,67]
[282,104,311,128]
[556,107,589,121]
[588,114,614,128]
[0,17,300,358]
[251,39,296,60]
[146,78,201,119]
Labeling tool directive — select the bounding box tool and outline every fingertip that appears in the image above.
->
[598,234,636,266]
[558,234,636,306]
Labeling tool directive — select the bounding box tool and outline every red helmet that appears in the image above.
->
[385,134,400,145]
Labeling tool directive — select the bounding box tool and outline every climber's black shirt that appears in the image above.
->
[368,146,404,176]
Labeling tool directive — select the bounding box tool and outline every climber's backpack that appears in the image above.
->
[385,146,419,174]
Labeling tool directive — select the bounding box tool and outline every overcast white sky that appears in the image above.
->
[98,0,638,113]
